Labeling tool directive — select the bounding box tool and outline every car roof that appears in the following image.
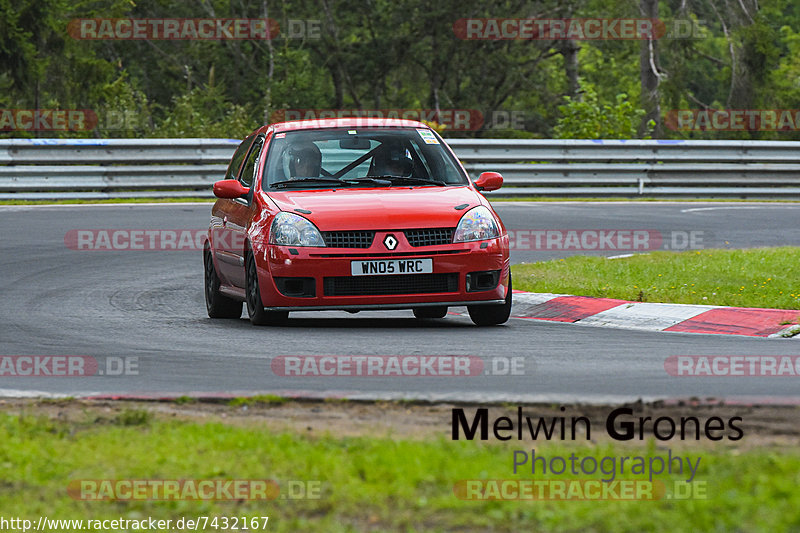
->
[263,117,430,134]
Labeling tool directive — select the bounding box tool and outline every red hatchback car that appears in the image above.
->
[204,118,511,326]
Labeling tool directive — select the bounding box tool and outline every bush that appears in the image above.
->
[554,81,650,139]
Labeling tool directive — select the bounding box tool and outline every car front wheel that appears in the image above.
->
[204,250,242,319]
[245,251,288,326]
[467,274,512,326]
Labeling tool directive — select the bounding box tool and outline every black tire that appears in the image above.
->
[467,273,512,326]
[413,306,448,319]
[245,251,288,326]
[204,250,242,319]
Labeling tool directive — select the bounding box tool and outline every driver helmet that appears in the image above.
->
[288,142,322,178]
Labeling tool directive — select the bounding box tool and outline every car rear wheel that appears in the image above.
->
[413,306,448,319]
[204,250,242,319]
[467,274,512,326]
[246,251,288,326]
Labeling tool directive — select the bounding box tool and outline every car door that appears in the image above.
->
[213,135,255,285]
[223,134,266,289]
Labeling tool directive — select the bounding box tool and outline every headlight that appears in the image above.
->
[453,206,500,243]
[269,212,325,247]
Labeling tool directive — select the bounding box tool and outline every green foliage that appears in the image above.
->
[0,0,798,139]
[553,82,649,139]
[152,83,256,139]
[228,394,288,407]
[113,408,152,426]
[95,73,152,137]
[173,395,197,404]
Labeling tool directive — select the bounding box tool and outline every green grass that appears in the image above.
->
[1,411,799,532]
[228,394,288,407]
[512,247,800,311]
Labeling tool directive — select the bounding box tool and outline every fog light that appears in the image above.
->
[466,270,500,292]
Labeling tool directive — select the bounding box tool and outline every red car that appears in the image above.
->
[204,117,511,326]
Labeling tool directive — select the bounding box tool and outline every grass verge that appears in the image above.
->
[512,247,800,311]
[2,409,799,532]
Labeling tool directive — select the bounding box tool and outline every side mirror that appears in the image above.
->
[213,179,249,199]
[474,172,503,192]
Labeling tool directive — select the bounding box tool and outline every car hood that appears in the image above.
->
[265,186,485,230]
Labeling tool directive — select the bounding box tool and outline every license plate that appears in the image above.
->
[351,258,433,276]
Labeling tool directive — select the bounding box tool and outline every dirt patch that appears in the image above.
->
[1,398,798,448]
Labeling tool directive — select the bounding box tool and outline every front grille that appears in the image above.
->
[322,231,375,248]
[404,228,455,247]
[324,273,459,296]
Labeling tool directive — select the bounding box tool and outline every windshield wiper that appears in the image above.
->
[270,177,344,188]
[341,177,392,186]
[270,175,446,189]
[368,175,446,186]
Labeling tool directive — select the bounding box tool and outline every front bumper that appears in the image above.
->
[254,233,510,311]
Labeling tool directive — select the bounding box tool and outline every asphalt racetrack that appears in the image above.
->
[1,201,799,403]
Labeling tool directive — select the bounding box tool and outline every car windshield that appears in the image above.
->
[263,127,469,190]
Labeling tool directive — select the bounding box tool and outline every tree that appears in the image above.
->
[554,81,649,139]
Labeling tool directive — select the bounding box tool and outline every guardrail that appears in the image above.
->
[0,139,236,200]
[1,138,799,199]
[449,139,800,198]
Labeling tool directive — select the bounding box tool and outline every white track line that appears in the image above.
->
[681,205,800,213]
[578,302,717,331]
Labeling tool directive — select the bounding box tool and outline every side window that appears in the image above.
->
[224,135,255,181]
[238,136,265,188]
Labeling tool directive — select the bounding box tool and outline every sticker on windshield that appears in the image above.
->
[348,130,357,135]
[417,129,439,144]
